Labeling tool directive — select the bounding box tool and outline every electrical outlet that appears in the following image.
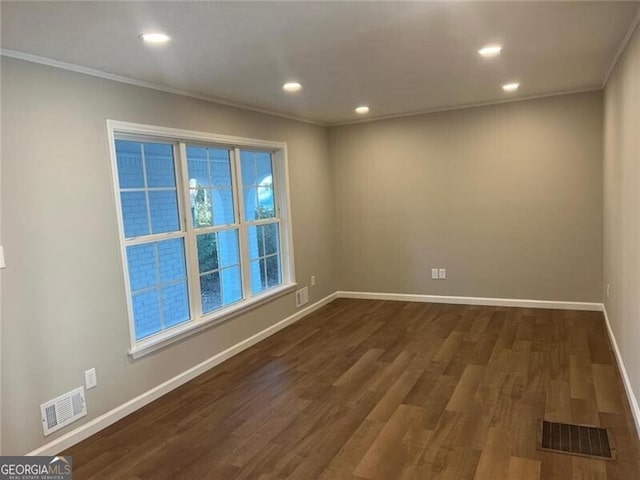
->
[606,283,611,299]
[84,368,97,390]
[311,275,316,287]
[431,268,439,280]
[439,268,446,279]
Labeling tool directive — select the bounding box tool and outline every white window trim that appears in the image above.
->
[106,120,296,359]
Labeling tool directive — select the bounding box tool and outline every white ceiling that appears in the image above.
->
[2,1,639,124]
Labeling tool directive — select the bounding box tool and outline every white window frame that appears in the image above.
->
[107,120,296,358]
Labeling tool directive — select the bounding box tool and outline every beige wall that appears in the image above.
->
[1,56,607,455]
[329,92,603,302]
[0,57,336,454]
[604,24,640,415]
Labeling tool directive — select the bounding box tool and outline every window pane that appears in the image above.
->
[201,271,221,314]
[249,256,281,294]
[248,224,280,260]
[116,140,144,188]
[132,290,162,339]
[126,243,157,291]
[145,143,176,188]
[186,146,209,185]
[162,281,190,328]
[158,238,187,283]
[149,190,180,233]
[211,157,232,186]
[191,187,212,228]
[117,140,181,240]
[197,229,242,314]
[197,233,218,273]
[256,225,266,257]
[126,237,191,340]
[256,152,272,181]
[265,254,281,288]
[261,223,279,257]
[190,187,235,227]
[121,191,149,238]
[248,225,259,260]
[187,146,234,227]
[250,259,267,295]
[241,150,275,221]
[248,221,281,294]
[240,150,257,187]
[218,229,240,267]
[187,147,231,187]
[127,239,188,292]
[243,187,258,221]
[212,188,235,225]
[220,266,242,305]
[197,230,240,272]
[256,186,275,219]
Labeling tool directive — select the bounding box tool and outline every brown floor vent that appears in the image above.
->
[537,420,617,460]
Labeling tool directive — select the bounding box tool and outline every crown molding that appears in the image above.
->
[0,49,327,127]
[0,48,606,128]
[329,87,602,127]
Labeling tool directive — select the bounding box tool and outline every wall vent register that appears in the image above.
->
[40,387,87,436]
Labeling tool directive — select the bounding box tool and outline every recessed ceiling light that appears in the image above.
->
[479,45,502,57]
[140,32,170,45]
[502,82,520,92]
[355,106,370,114]
[283,82,302,92]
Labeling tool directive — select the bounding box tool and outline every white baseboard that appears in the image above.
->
[337,291,603,311]
[27,292,338,456]
[25,289,611,456]
[601,305,640,439]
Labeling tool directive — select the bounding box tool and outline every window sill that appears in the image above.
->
[129,283,297,359]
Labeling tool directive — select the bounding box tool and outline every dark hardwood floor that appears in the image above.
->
[65,299,640,479]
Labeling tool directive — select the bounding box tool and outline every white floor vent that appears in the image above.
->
[40,386,87,436]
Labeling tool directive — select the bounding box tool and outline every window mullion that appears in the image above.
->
[140,143,153,236]
[245,218,280,228]
[124,230,186,246]
[154,243,166,330]
[178,142,203,322]
[189,223,239,235]
[233,147,253,300]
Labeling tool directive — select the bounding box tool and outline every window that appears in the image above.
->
[109,122,295,356]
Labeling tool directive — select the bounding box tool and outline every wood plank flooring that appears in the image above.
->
[65,299,640,479]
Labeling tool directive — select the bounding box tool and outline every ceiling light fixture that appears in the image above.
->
[355,106,370,114]
[502,82,520,92]
[283,82,302,92]
[478,45,502,57]
[140,32,170,45]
